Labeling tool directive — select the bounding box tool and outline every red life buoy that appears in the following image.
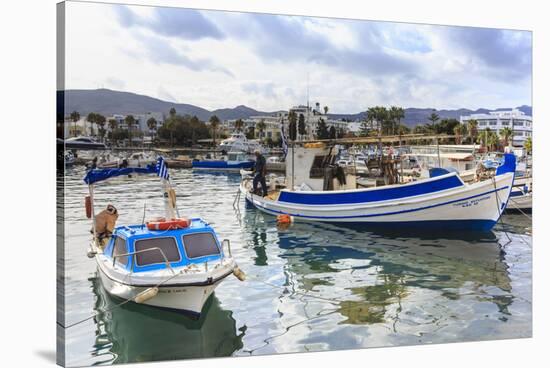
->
[146,218,190,231]
[85,196,92,219]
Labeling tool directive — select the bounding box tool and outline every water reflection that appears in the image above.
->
[242,212,514,330]
[89,274,244,365]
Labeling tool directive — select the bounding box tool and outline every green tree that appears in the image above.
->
[427,112,440,133]
[316,118,330,139]
[323,106,329,115]
[86,112,97,136]
[389,106,405,136]
[524,137,532,154]
[95,114,107,141]
[125,115,136,147]
[500,127,513,147]
[147,117,157,134]
[234,118,245,132]
[467,119,478,144]
[453,123,467,144]
[288,110,297,141]
[256,119,267,141]
[69,111,80,137]
[209,115,220,145]
[329,125,336,139]
[169,107,176,118]
[298,113,306,139]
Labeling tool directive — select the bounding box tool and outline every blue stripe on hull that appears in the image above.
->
[192,161,254,169]
[278,174,464,205]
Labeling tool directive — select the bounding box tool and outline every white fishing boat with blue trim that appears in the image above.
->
[192,151,254,171]
[84,157,244,317]
[240,142,516,231]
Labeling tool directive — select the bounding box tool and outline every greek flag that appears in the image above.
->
[281,120,288,159]
[156,156,170,180]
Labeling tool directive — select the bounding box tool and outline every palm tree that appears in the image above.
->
[364,107,377,136]
[467,119,478,144]
[69,111,80,137]
[390,106,404,136]
[86,112,97,137]
[524,137,532,155]
[323,106,329,115]
[209,115,220,145]
[500,127,513,148]
[234,118,244,132]
[256,119,267,141]
[147,117,158,139]
[125,115,136,147]
[453,124,466,144]
[95,114,106,141]
[108,118,118,145]
[169,107,176,118]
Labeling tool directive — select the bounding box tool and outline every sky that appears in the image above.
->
[64,1,532,113]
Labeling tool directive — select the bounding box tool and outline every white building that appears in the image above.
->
[218,103,350,141]
[459,109,532,147]
[107,112,164,135]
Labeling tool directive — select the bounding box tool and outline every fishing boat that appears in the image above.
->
[192,151,254,171]
[240,143,516,231]
[84,157,244,317]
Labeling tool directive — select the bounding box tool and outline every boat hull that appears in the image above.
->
[242,172,514,231]
[192,160,254,171]
[96,255,236,316]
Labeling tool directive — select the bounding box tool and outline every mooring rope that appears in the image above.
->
[62,269,186,330]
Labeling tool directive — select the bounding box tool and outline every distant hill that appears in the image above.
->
[329,105,532,127]
[60,89,274,121]
[60,89,531,126]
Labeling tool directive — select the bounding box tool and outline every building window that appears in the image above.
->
[513,121,524,126]
[479,122,487,126]
[500,120,510,126]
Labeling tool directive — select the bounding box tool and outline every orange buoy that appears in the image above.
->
[276,214,292,224]
[85,196,92,219]
[146,218,191,231]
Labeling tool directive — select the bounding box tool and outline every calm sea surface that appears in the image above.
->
[60,165,532,367]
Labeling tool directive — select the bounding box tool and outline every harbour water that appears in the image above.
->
[61,166,532,367]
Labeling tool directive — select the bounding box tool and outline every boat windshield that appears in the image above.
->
[134,237,181,266]
[182,233,220,259]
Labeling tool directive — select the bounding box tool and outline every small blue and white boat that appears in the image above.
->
[241,145,516,231]
[84,157,243,317]
[192,151,254,171]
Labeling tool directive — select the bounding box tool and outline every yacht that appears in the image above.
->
[218,132,263,154]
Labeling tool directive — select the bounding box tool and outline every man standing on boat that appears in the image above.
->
[252,148,268,197]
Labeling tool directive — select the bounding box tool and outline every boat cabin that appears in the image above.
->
[103,218,225,273]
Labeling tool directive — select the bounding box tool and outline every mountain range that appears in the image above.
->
[60,89,531,127]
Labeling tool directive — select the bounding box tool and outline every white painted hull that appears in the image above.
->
[96,255,236,316]
[507,193,532,211]
[242,172,514,230]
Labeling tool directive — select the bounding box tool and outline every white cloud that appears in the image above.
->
[63,2,532,113]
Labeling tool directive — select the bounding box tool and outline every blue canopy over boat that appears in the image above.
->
[84,157,169,184]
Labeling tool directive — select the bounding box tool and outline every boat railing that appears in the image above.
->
[222,239,232,257]
[112,247,176,275]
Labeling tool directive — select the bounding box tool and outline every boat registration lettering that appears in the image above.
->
[453,195,490,208]
[158,289,187,294]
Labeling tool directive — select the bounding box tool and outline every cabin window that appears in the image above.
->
[113,237,128,267]
[134,237,181,266]
[182,233,220,259]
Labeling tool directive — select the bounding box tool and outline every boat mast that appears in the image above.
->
[88,184,98,247]
[161,179,177,219]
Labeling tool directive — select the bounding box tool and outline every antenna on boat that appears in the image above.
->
[141,201,146,228]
